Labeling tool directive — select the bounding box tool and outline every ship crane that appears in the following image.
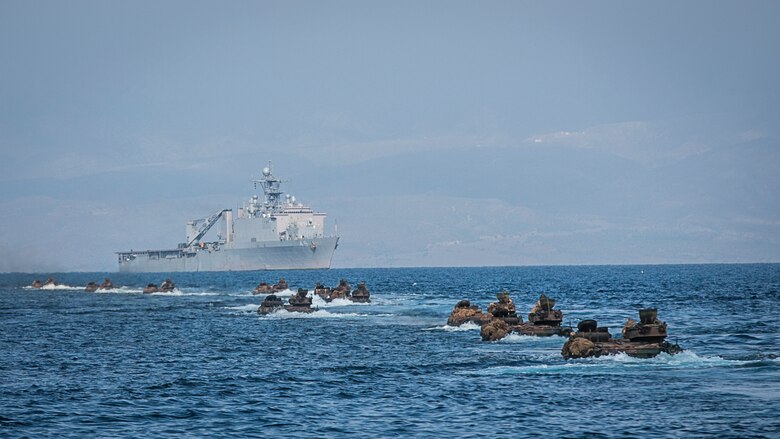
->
[185,209,230,248]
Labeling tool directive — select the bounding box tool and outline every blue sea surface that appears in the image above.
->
[1,264,779,437]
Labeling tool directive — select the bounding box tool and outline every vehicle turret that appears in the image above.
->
[571,319,611,342]
[283,289,315,313]
[447,300,493,326]
[621,308,669,343]
[253,282,274,294]
[486,290,521,325]
[273,278,289,292]
[258,294,285,314]
[349,282,371,303]
[330,279,351,300]
[313,282,332,301]
[527,294,564,326]
[160,279,175,292]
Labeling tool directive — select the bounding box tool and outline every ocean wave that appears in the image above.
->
[499,333,567,344]
[423,322,481,332]
[23,284,80,291]
[225,304,261,313]
[90,286,218,296]
[461,351,751,376]
[311,294,372,308]
[592,350,750,368]
[21,284,220,296]
[146,289,219,296]
[262,309,369,319]
[225,303,392,318]
[94,287,143,294]
[250,288,296,297]
[274,288,298,297]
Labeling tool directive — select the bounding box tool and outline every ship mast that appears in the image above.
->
[251,161,285,214]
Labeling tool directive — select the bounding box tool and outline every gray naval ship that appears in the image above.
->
[117,163,339,272]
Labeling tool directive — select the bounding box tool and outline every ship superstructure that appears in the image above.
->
[117,162,338,272]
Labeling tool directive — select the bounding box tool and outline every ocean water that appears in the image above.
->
[1,264,778,438]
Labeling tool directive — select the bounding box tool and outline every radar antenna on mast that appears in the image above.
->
[251,160,287,213]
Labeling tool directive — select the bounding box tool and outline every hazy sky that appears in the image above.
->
[1,1,778,271]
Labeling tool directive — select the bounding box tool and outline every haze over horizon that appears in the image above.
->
[1,1,778,272]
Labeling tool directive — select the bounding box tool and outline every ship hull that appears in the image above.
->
[118,237,338,273]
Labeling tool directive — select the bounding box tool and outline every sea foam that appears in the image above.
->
[423,322,481,332]
[462,351,751,377]
[24,284,80,291]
